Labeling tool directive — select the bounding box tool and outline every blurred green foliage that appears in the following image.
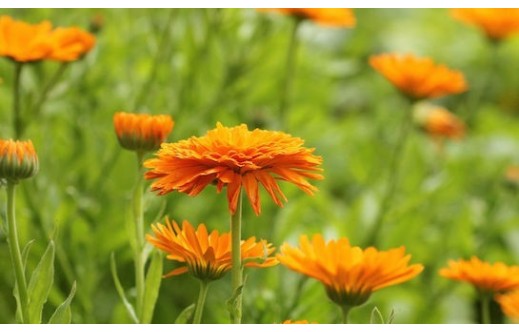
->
[1,8,519,323]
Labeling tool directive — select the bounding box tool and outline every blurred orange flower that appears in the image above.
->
[414,103,465,139]
[370,53,468,100]
[113,112,174,152]
[0,15,95,63]
[282,320,314,324]
[496,289,519,321]
[260,8,355,27]
[144,122,323,216]
[0,139,39,181]
[439,257,519,293]
[451,8,519,41]
[146,218,278,281]
[277,234,423,307]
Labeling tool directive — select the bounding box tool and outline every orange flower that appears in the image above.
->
[496,290,519,321]
[277,234,423,308]
[113,112,174,152]
[0,139,39,181]
[439,257,519,293]
[260,8,355,28]
[413,103,465,139]
[451,8,519,41]
[146,218,278,281]
[282,320,315,324]
[0,15,53,62]
[47,27,96,62]
[370,53,468,100]
[144,122,323,216]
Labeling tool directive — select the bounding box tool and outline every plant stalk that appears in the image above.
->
[230,190,243,324]
[134,151,146,322]
[192,281,210,324]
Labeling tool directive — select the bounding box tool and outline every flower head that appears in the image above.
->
[370,53,468,100]
[48,27,96,62]
[144,122,323,216]
[413,103,465,139]
[113,112,174,152]
[260,8,355,28]
[439,257,519,293]
[277,234,423,308]
[496,289,519,321]
[146,218,278,281]
[451,8,519,41]
[0,139,39,181]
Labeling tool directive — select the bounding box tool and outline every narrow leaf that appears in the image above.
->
[175,304,195,324]
[141,250,163,324]
[21,239,35,270]
[48,281,77,324]
[110,253,139,324]
[27,240,55,324]
[370,306,385,324]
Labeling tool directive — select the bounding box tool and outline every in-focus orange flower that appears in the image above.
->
[260,8,355,28]
[370,53,468,100]
[144,122,323,216]
[277,234,423,308]
[413,103,465,139]
[113,112,174,152]
[48,27,96,62]
[451,8,519,41]
[146,218,278,281]
[439,257,519,293]
[496,289,519,321]
[0,139,39,181]
[0,15,95,63]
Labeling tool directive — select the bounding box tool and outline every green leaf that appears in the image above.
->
[27,240,55,324]
[110,253,139,324]
[370,306,385,324]
[48,281,77,324]
[174,304,195,324]
[21,239,35,270]
[141,250,163,324]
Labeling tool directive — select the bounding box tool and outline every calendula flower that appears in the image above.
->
[260,8,355,28]
[0,139,39,181]
[439,257,519,293]
[277,234,423,308]
[451,8,519,41]
[282,320,315,324]
[144,122,323,216]
[496,289,519,321]
[413,103,465,139]
[47,27,96,62]
[370,53,468,100]
[113,112,174,152]
[146,218,278,281]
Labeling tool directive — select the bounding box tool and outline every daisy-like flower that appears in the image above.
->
[260,8,356,28]
[439,257,519,293]
[496,289,519,321]
[113,112,174,152]
[451,8,519,41]
[146,218,278,281]
[0,139,39,181]
[413,103,465,139]
[144,122,323,216]
[370,53,468,100]
[47,27,96,62]
[277,234,423,309]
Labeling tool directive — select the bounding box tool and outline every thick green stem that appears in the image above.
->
[230,190,243,324]
[192,281,210,324]
[278,18,301,127]
[364,102,413,246]
[480,292,491,324]
[341,305,351,324]
[13,63,23,139]
[6,181,29,323]
[133,151,145,322]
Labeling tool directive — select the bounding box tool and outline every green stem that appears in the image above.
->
[480,292,491,324]
[6,181,29,323]
[31,63,68,121]
[341,305,351,324]
[13,62,23,139]
[134,151,145,323]
[192,281,210,324]
[278,17,301,128]
[364,101,413,246]
[230,190,243,324]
